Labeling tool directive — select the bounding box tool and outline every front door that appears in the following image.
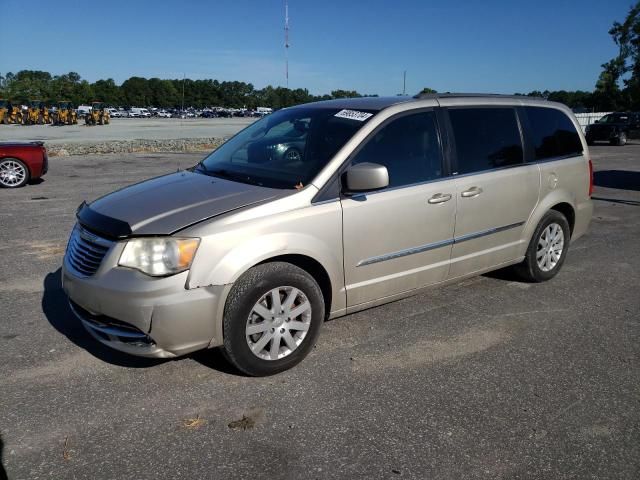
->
[341,110,457,307]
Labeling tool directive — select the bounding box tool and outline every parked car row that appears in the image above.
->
[96,106,272,119]
[1,99,273,126]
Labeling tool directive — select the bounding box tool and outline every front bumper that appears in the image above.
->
[62,256,226,358]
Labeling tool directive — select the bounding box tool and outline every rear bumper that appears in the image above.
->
[62,261,226,358]
[572,199,593,242]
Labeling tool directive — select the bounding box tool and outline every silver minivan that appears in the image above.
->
[62,94,593,375]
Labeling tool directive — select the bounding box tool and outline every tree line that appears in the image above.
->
[0,70,608,111]
[0,71,370,109]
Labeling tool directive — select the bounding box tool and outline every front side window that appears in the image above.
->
[526,107,583,160]
[198,107,375,189]
[449,107,523,174]
[598,113,631,124]
[351,111,443,188]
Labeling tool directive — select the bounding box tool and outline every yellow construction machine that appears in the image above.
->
[85,101,110,126]
[52,101,78,125]
[0,99,24,124]
[24,100,52,125]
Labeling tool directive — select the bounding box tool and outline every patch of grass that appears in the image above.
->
[183,415,205,429]
[62,436,71,461]
[228,415,255,431]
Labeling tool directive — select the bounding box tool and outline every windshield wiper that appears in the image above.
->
[208,169,262,186]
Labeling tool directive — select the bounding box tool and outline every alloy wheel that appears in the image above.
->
[246,286,312,360]
[0,160,26,187]
[536,223,564,272]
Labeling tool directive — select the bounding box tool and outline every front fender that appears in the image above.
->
[190,232,343,289]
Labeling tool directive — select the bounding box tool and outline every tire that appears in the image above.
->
[0,158,30,188]
[513,210,570,282]
[586,136,594,146]
[617,132,627,146]
[222,262,325,376]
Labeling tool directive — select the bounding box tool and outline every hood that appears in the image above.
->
[78,171,285,237]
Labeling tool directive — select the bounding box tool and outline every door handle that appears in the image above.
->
[428,193,452,204]
[461,186,483,198]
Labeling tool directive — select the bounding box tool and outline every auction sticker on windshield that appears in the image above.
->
[334,109,373,121]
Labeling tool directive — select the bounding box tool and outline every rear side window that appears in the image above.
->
[448,108,523,175]
[525,107,583,160]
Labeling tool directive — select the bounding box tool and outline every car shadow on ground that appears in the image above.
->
[0,433,8,480]
[189,348,242,375]
[594,170,640,191]
[42,268,237,374]
[482,266,527,282]
[42,268,165,368]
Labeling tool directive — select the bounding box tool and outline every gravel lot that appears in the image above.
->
[0,146,638,479]
[0,117,254,145]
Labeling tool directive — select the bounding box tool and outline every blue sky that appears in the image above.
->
[0,0,633,95]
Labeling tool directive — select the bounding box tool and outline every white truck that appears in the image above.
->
[129,107,151,118]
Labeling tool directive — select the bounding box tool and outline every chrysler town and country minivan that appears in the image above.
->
[62,94,593,376]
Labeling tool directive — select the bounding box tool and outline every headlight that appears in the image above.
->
[119,237,200,276]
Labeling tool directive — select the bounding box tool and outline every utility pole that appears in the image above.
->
[285,0,290,89]
[181,73,185,113]
[403,70,406,95]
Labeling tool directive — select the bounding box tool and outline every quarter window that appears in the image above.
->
[525,107,583,160]
[351,111,443,188]
[449,108,523,174]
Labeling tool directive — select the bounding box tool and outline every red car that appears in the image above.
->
[0,141,48,188]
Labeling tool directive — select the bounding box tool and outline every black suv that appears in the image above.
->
[585,112,640,146]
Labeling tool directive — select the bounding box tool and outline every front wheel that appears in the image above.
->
[222,262,324,376]
[615,132,627,146]
[513,210,570,282]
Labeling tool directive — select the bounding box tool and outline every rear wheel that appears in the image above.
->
[222,262,324,376]
[0,158,30,188]
[513,210,570,282]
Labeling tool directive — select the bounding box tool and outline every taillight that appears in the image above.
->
[588,159,594,197]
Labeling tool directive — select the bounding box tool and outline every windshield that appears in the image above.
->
[197,107,375,189]
[599,113,631,124]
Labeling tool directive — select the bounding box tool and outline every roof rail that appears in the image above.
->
[413,92,546,101]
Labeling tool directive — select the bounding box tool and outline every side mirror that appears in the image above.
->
[343,162,389,193]
[594,119,600,123]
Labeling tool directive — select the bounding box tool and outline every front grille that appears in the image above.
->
[66,225,113,276]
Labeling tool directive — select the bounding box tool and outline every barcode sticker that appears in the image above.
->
[334,109,373,121]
